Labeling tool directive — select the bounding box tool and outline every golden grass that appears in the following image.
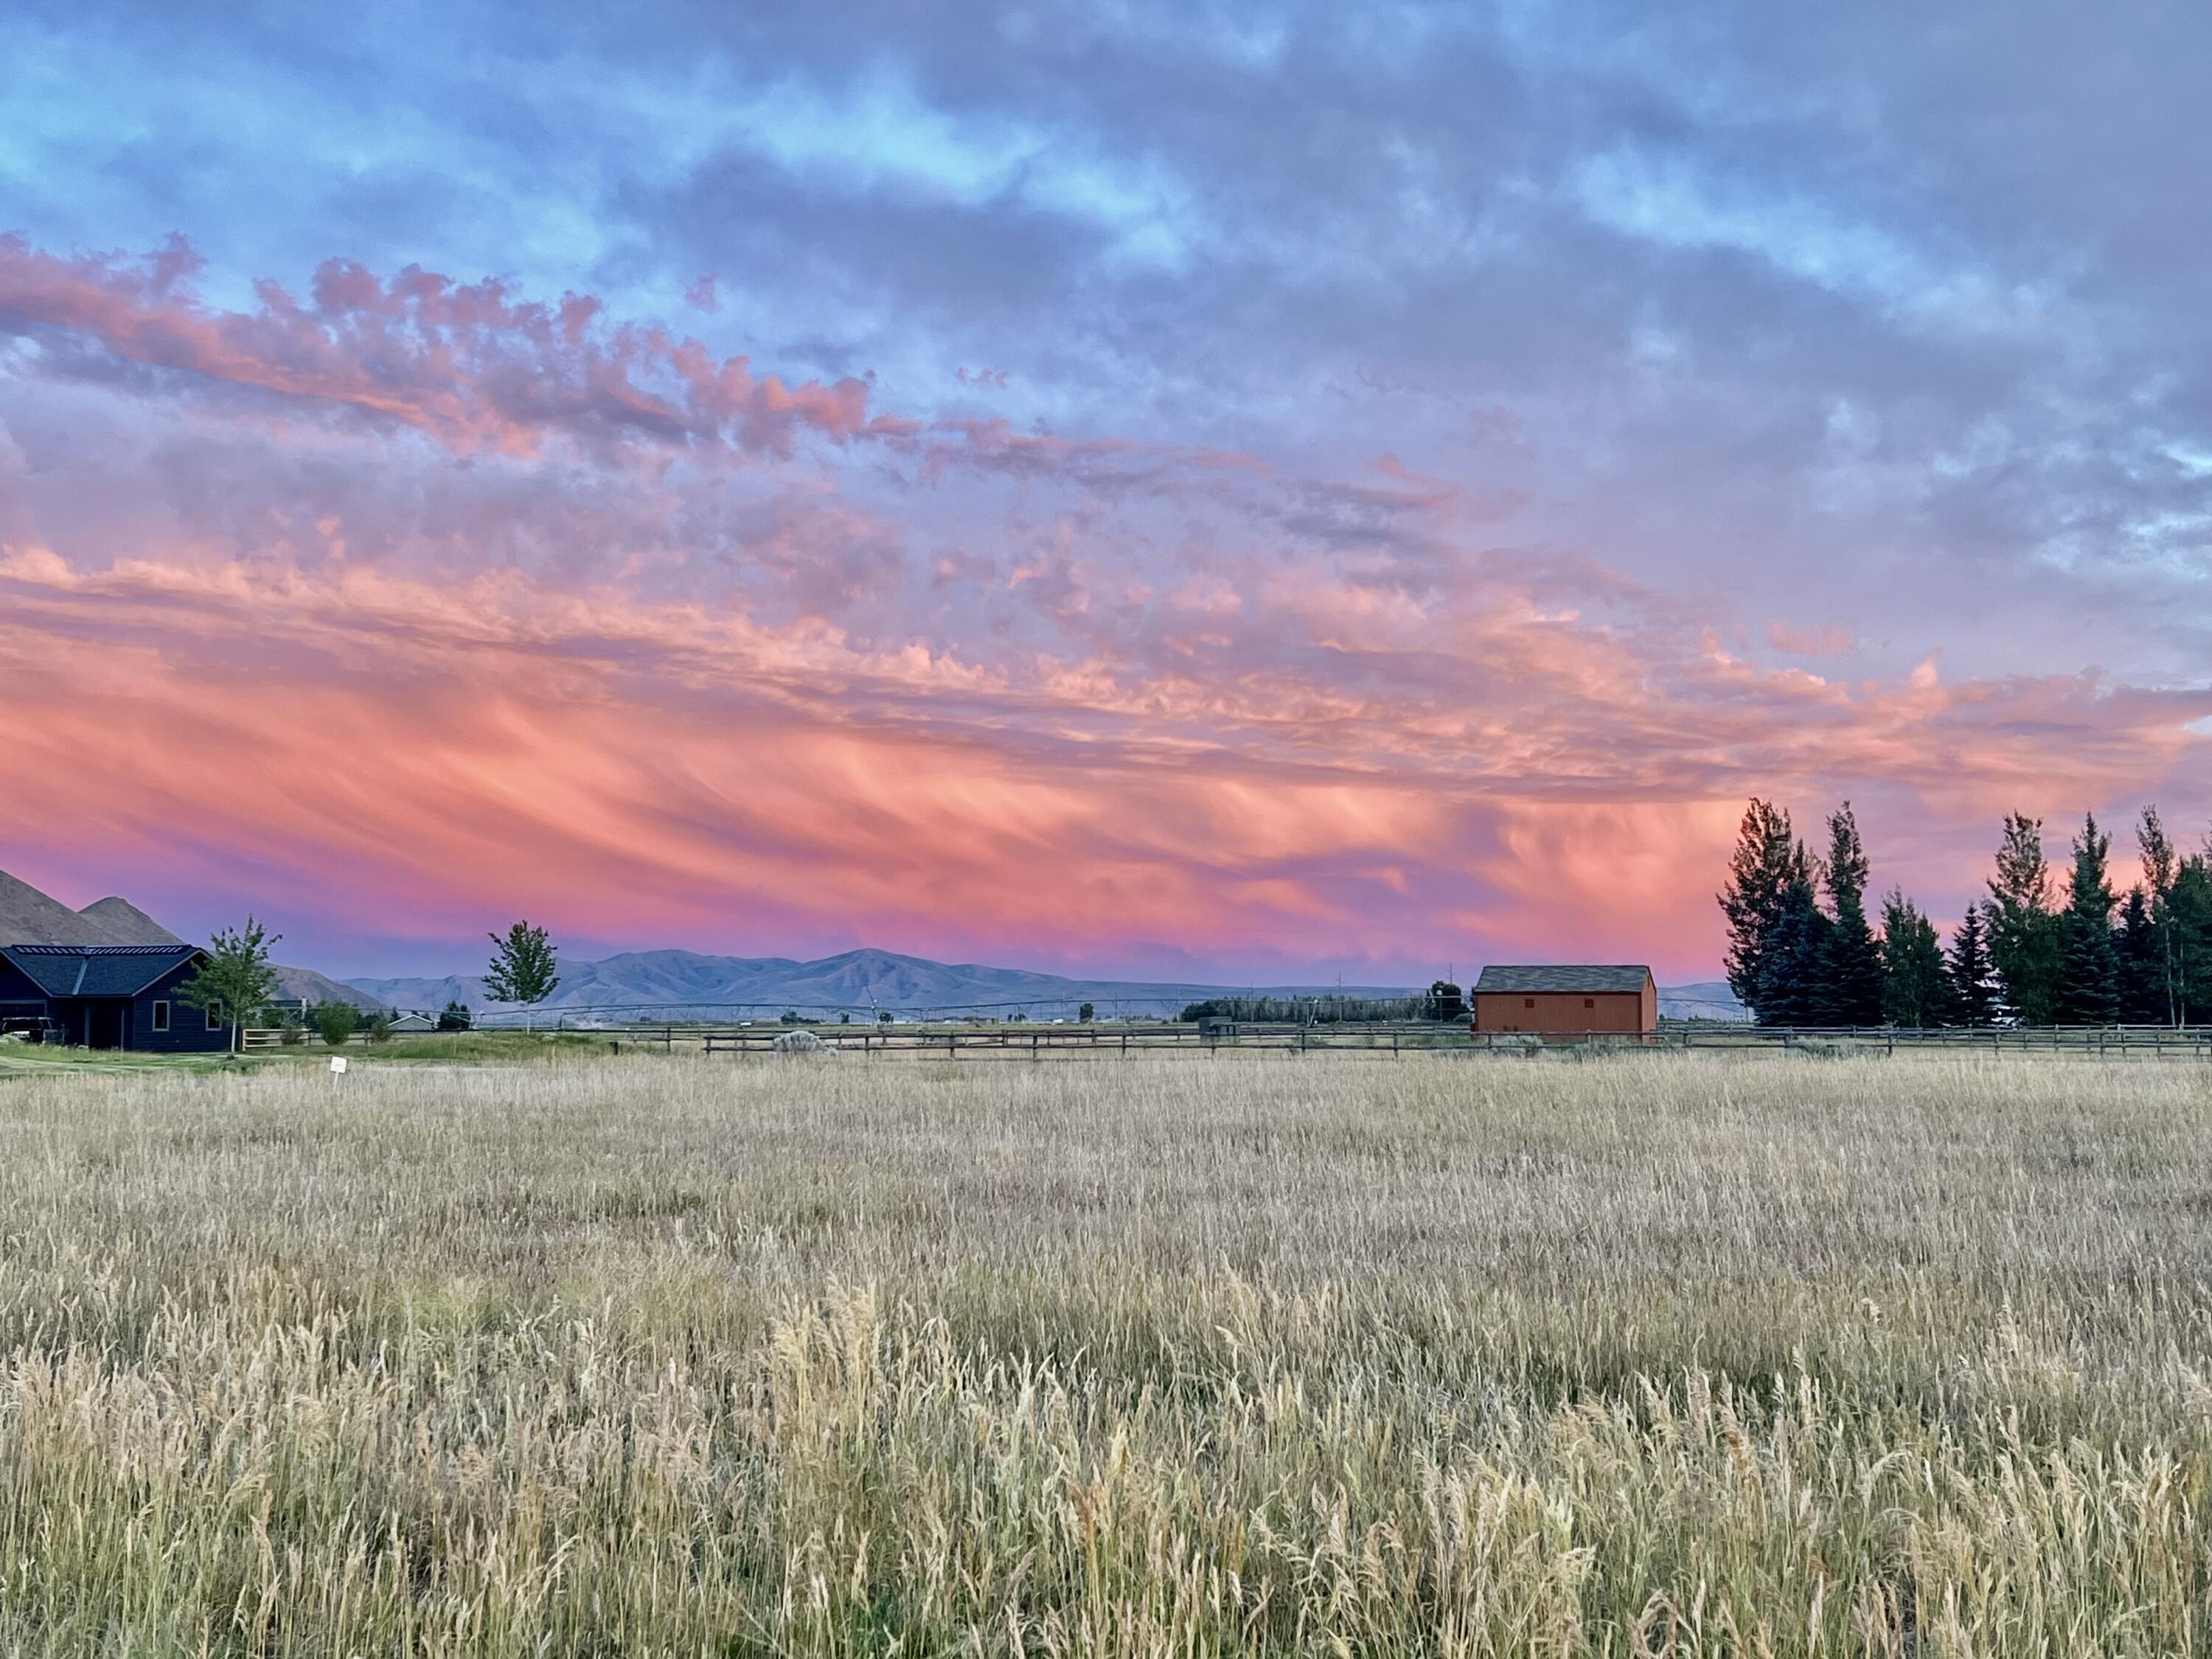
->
[0,1051,2208,1653]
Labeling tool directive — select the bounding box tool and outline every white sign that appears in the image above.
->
[330,1056,349,1074]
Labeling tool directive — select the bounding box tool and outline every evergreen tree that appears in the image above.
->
[1877,891,1947,1028]
[2053,813,2121,1026]
[2138,806,2182,1026]
[1814,802,1886,1027]
[2115,888,2165,1023]
[2168,854,2212,1024]
[1944,902,2000,1027]
[1986,813,2062,1025]
[1718,799,1810,1021]
[1754,872,1829,1027]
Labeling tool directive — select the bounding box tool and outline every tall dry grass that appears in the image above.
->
[0,1051,2208,1653]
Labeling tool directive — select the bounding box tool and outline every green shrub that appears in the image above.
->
[313,1002,359,1047]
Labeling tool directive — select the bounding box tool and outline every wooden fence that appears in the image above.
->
[237,1021,2212,1060]
[613,1022,2212,1061]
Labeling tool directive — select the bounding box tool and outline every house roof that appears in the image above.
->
[1474,964,1652,995]
[0,943,208,998]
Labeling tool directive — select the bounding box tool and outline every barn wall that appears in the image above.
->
[1474,990,1651,1035]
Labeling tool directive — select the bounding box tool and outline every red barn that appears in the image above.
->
[1472,965,1656,1037]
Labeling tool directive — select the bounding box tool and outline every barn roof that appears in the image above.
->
[0,943,207,998]
[1474,964,1652,994]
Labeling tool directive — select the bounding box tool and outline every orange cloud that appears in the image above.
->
[2,544,2205,979]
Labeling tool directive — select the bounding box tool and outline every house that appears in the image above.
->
[0,944,232,1051]
[388,1011,437,1032]
[1472,964,1657,1037]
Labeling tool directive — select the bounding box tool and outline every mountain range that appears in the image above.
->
[348,950,1750,1023]
[1,865,1747,1023]
[346,948,1416,1022]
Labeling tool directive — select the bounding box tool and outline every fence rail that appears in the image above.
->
[235,1020,2212,1060]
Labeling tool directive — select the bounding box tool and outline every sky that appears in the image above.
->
[2,0,2209,984]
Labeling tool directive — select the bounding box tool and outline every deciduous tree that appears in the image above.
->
[484,921,560,1031]
[176,917,279,1054]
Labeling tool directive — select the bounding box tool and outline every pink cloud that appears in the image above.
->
[0,234,894,460]
[1766,617,1855,656]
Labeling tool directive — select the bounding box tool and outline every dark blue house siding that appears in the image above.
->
[0,947,230,1053]
[123,959,231,1053]
[0,958,48,1032]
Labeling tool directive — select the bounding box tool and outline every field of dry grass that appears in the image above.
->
[1,1050,2209,1654]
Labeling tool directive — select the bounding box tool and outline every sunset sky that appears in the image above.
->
[4,1,2209,982]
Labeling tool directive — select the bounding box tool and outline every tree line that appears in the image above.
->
[1721,800,2212,1029]
[178,917,559,1048]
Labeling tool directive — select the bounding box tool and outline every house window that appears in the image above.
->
[151,1001,170,1032]
[1585,998,1595,1009]
[206,1006,221,1031]
[1523,998,1535,1009]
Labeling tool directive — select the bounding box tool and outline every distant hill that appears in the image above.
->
[348,947,1411,1022]
[271,965,386,1012]
[1658,981,1750,1022]
[351,945,1749,1024]
[0,870,119,946]
[77,896,185,945]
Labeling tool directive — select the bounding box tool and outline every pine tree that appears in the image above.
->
[2053,813,2121,1026]
[1814,802,1886,1027]
[1755,872,1829,1027]
[1718,799,1809,1022]
[2167,855,2212,1025]
[1987,813,2062,1025]
[2115,888,2165,1023]
[2138,806,2182,1026]
[1877,891,1946,1028]
[1944,902,2000,1027]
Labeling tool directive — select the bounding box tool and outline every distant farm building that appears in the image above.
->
[1472,965,1657,1037]
[0,944,229,1051]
